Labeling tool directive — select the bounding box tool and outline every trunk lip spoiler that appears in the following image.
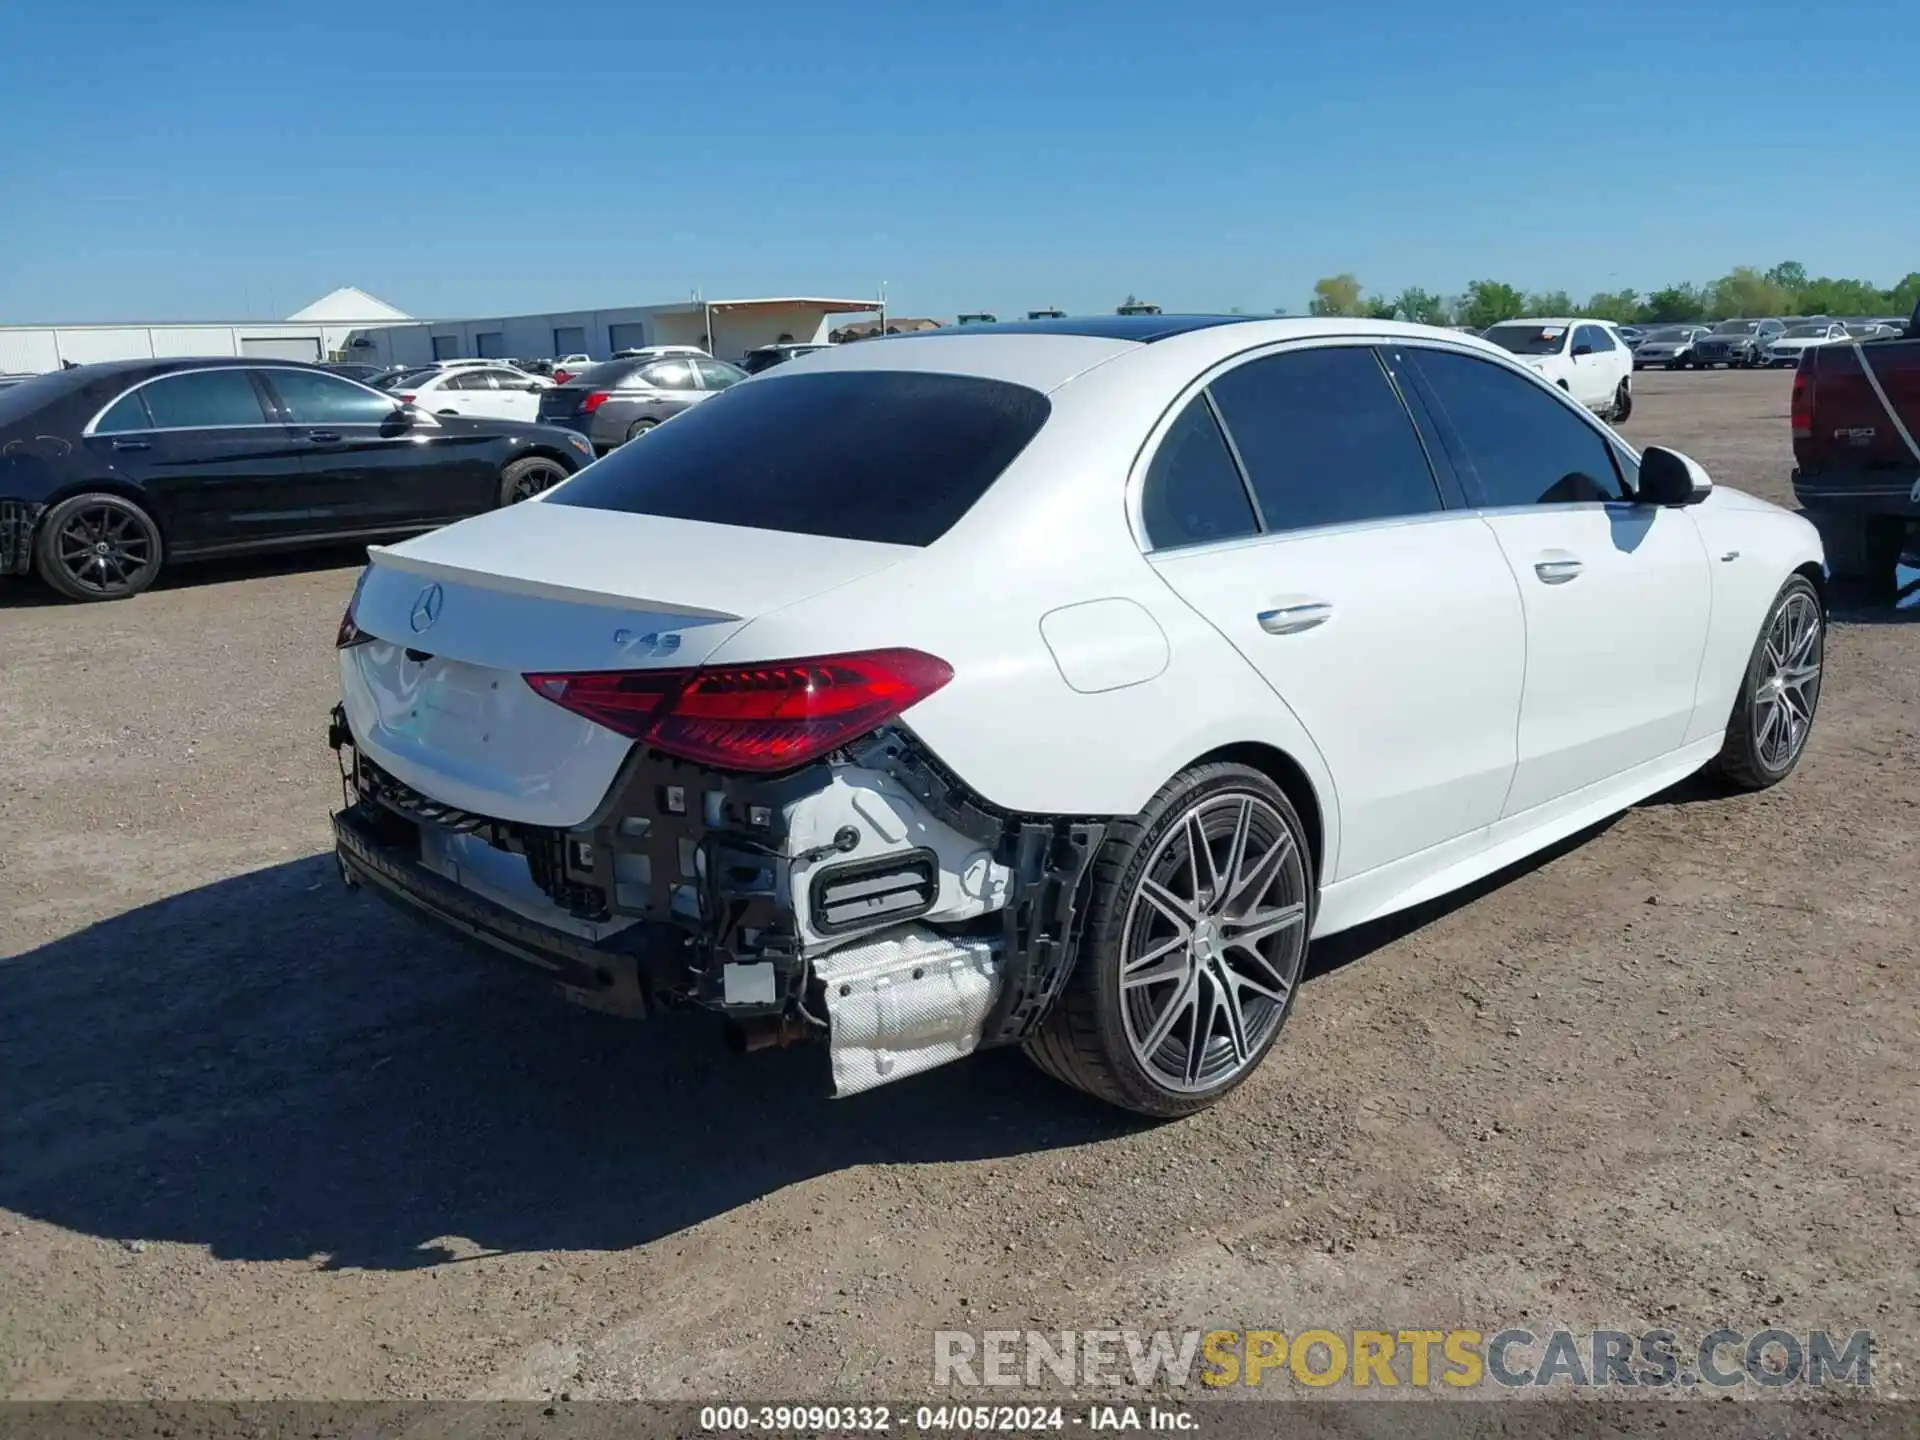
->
[364,545,744,621]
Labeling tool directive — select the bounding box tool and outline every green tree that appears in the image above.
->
[1766,261,1809,295]
[1308,273,1364,317]
[1458,280,1526,330]
[1710,266,1791,318]
[1886,272,1920,317]
[1524,289,1576,317]
[1393,287,1452,325]
[1795,276,1885,316]
[1582,289,1645,324]
[1643,284,1707,322]
[1363,296,1399,320]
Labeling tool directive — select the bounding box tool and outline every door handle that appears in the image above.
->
[1257,601,1333,635]
[305,430,342,444]
[1534,558,1584,584]
[110,439,151,451]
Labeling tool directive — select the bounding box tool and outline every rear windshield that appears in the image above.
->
[567,360,648,388]
[544,370,1052,546]
[1482,324,1568,356]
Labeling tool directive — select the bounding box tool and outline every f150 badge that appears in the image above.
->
[1833,426,1875,446]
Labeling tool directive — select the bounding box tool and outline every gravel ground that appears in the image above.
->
[1,369,1915,1403]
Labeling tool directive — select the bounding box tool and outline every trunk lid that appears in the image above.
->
[537,386,587,423]
[340,502,915,826]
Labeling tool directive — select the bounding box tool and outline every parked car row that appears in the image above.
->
[1623,316,1909,370]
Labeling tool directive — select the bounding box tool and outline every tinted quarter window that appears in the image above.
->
[139,370,270,429]
[1208,346,1444,532]
[265,369,399,424]
[544,371,1050,546]
[1141,397,1259,550]
[1412,350,1627,506]
[94,388,155,434]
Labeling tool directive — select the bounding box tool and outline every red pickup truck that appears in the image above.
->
[1791,302,1920,599]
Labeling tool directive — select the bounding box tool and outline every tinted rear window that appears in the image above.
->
[545,370,1052,545]
[569,360,648,388]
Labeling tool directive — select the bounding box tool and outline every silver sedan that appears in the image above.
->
[536,355,748,452]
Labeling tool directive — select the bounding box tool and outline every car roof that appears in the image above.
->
[887,314,1259,343]
[774,316,1525,395]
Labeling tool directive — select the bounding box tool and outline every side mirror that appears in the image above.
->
[1637,445,1712,506]
[1572,342,1595,357]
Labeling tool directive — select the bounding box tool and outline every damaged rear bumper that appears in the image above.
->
[328,707,1108,1093]
[1,500,44,576]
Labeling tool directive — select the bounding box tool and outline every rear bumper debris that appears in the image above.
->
[1,500,44,576]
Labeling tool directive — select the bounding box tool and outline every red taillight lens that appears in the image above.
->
[336,571,373,648]
[554,370,573,384]
[395,392,416,402]
[580,390,611,413]
[523,669,685,737]
[1790,367,1814,439]
[523,648,953,772]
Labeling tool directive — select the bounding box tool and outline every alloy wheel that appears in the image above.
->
[510,460,567,502]
[1753,590,1822,772]
[1119,793,1308,1093]
[56,503,157,596]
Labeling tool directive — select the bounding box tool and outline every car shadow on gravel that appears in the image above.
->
[0,855,1144,1271]
[1,813,1643,1273]
[0,545,368,608]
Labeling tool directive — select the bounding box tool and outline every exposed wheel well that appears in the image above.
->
[37,481,169,545]
[516,445,581,473]
[1794,559,1828,613]
[1193,741,1325,884]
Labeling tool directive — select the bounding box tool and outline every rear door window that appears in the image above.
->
[1207,346,1446,532]
[138,370,271,429]
[543,370,1052,546]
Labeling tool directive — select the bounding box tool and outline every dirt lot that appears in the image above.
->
[1,369,1915,1403]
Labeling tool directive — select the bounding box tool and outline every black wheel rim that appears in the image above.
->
[56,503,156,595]
[510,461,566,502]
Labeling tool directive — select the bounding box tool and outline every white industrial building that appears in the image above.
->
[341,295,881,368]
[0,287,882,374]
[0,288,413,373]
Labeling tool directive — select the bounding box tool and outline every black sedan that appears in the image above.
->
[0,358,595,601]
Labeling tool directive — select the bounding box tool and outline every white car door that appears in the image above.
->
[1407,346,1712,818]
[1143,343,1526,884]
[474,368,541,422]
[1569,324,1617,409]
[415,373,472,417]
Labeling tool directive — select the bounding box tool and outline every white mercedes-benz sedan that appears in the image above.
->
[327,315,1827,1117]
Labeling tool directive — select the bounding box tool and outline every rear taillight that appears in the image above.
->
[336,569,373,648]
[554,370,574,384]
[580,390,611,413]
[523,648,954,772]
[1791,366,1814,439]
[395,392,416,403]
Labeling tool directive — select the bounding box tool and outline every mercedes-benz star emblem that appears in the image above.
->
[409,582,444,633]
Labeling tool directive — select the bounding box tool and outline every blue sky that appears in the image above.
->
[2,0,1914,324]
